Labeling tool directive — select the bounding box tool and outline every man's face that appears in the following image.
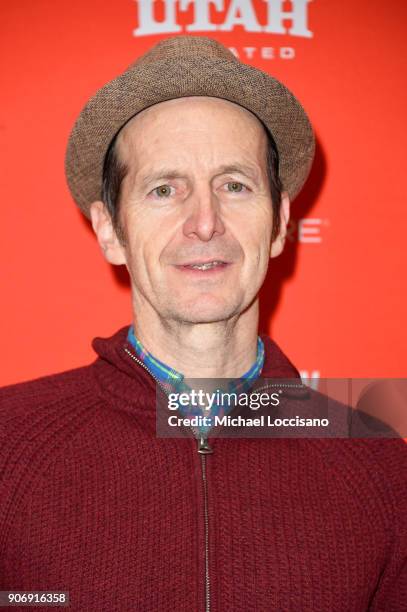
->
[92,96,289,325]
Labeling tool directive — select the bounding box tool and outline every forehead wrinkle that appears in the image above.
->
[136,162,262,190]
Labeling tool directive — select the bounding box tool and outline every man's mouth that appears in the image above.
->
[175,259,230,273]
[183,260,226,271]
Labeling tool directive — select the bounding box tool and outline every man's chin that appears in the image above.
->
[170,299,240,325]
[177,314,234,325]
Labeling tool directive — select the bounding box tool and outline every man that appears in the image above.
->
[0,36,406,611]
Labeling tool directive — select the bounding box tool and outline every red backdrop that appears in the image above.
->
[1,0,406,386]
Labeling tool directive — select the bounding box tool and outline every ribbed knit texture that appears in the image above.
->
[0,326,406,611]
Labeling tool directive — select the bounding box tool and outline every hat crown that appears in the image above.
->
[128,35,238,70]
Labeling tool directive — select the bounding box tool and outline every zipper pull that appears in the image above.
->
[197,437,213,454]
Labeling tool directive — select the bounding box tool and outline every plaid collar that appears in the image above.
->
[126,324,264,394]
[126,325,265,435]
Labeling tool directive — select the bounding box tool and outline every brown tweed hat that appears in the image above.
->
[65,35,315,219]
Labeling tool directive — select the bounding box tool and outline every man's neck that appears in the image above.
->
[131,304,260,380]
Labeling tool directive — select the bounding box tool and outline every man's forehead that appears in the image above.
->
[116,95,267,148]
[114,96,269,190]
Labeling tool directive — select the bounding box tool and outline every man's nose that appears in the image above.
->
[182,187,226,242]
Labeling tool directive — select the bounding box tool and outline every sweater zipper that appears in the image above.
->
[201,453,210,612]
[123,346,213,612]
[254,382,305,393]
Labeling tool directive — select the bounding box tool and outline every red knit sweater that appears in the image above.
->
[0,326,406,611]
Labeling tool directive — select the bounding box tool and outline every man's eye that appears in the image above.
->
[226,182,247,193]
[152,185,174,198]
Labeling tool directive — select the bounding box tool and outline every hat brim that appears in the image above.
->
[65,56,315,218]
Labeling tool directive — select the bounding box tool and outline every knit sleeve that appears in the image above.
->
[0,367,100,559]
[365,438,407,610]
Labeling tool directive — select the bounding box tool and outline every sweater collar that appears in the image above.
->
[91,325,302,408]
[91,326,306,432]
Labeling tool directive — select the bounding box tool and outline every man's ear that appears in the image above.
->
[270,192,290,259]
[89,201,127,265]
